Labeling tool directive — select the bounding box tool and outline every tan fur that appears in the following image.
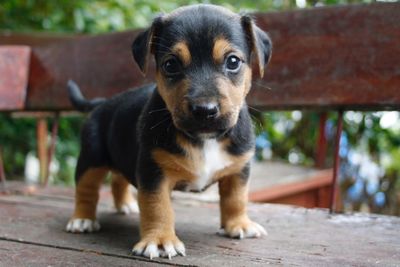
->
[152,134,253,189]
[137,179,178,243]
[152,139,196,185]
[73,168,108,219]
[172,41,191,67]
[216,65,252,125]
[156,72,190,127]
[111,172,135,210]
[248,21,266,78]
[215,150,253,179]
[218,174,252,229]
[242,64,253,96]
[212,37,252,124]
[213,38,234,64]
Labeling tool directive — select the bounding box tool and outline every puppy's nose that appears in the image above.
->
[189,102,219,120]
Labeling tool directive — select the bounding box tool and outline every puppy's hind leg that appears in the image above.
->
[111,173,139,215]
[66,167,108,233]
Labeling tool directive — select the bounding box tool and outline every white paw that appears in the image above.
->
[66,218,101,233]
[219,220,267,239]
[117,201,139,215]
[132,238,186,259]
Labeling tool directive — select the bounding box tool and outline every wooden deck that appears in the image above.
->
[0,182,399,266]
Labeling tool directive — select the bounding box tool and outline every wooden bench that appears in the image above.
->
[1,3,400,210]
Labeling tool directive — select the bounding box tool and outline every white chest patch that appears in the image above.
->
[187,139,232,191]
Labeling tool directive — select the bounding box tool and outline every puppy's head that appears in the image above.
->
[132,4,272,138]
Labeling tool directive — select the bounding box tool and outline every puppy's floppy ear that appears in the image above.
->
[132,16,163,75]
[241,15,272,78]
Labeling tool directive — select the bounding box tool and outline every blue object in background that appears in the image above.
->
[325,119,335,140]
[339,132,349,158]
[255,132,271,161]
[366,179,379,196]
[255,132,271,150]
[374,192,386,207]
[347,179,364,202]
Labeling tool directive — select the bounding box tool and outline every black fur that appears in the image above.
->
[67,80,106,112]
[73,84,155,185]
[225,105,255,156]
[240,162,251,182]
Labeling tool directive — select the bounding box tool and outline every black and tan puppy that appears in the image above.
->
[66,4,272,259]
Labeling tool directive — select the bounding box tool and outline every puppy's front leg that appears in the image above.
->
[219,170,267,239]
[132,179,185,259]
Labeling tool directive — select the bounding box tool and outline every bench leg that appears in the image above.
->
[0,146,6,193]
[330,110,344,213]
[44,114,59,186]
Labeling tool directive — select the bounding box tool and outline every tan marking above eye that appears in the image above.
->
[213,37,245,65]
[171,41,191,66]
[213,38,233,65]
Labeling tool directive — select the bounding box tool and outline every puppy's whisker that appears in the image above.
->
[150,116,171,130]
[248,105,262,113]
[253,81,273,91]
[250,114,264,129]
[148,108,168,114]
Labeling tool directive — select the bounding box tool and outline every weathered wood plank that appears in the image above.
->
[0,46,31,110]
[0,240,160,267]
[0,185,399,266]
[249,169,332,203]
[0,32,74,46]
[25,31,151,111]
[1,3,399,111]
[250,3,400,110]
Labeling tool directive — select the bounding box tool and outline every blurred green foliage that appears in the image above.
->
[0,0,278,33]
[0,0,374,34]
[0,114,36,177]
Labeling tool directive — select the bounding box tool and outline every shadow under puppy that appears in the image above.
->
[66,4,272,260]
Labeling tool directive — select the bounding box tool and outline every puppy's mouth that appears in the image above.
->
[173,114,235,138]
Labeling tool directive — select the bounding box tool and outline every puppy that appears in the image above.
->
[66,4,272,259]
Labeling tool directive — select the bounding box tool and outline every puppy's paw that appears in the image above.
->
[65,218,101,233]
[116,201,139,215]
[219,218,267,239]
[132,235,186,259]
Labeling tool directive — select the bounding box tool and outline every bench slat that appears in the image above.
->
[250,3,400,110]
[0,46,31,110]
[0,3,399,111]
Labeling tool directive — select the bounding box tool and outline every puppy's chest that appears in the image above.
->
[186,139,232,191]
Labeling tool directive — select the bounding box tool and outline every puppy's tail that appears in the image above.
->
[67,80,106,112]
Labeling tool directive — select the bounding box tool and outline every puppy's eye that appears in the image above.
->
[163,58,181,76]
[225,55,242,73]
